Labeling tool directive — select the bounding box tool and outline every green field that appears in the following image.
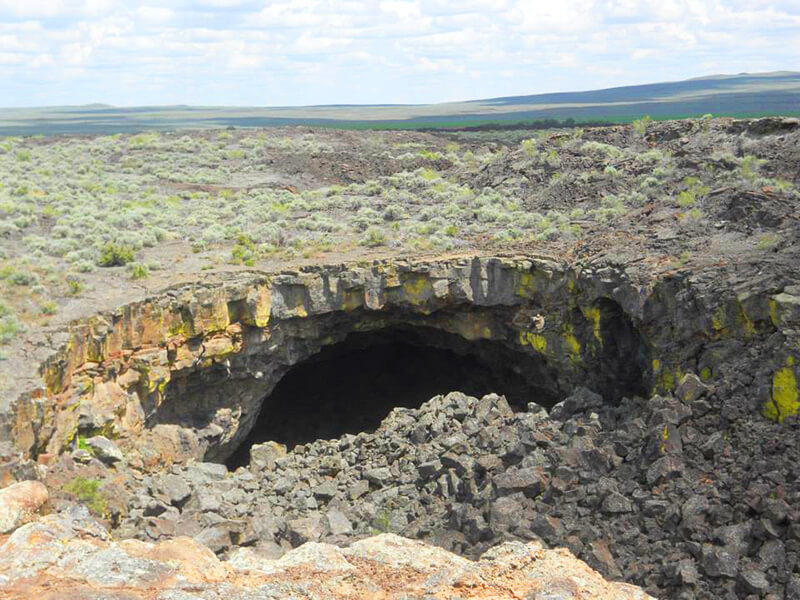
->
[0,71,798,136]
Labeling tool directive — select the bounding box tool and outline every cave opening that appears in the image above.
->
[225,326,557,469]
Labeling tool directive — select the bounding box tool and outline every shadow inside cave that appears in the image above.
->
[225,326,556,469]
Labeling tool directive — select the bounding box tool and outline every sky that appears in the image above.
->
[0,0,798,107]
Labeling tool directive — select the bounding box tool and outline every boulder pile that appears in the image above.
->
[90,383,800,599]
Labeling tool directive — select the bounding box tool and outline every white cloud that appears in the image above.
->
[379,1,421,19]
[0,0,117,18]
[136,6,174,23]
[0,0,796,106]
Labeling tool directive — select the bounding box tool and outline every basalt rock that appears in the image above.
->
[32,388,792,599]
[3,254,797,470]
[0,250,799,600]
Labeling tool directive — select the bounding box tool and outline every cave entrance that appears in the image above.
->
[225,326,557,469]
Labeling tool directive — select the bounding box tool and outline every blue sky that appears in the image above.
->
[0,0,798,107]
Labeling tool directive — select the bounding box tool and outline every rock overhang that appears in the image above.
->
[3,253,797,470]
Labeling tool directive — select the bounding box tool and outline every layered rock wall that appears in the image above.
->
[3,255,797,468]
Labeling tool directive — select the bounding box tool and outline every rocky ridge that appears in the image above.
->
[0,500,652,600]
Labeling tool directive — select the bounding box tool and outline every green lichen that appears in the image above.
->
[86,339,105,364]
[76,435,91,452]
[764,356,799,424]
[713,300,757,338]
[700,366,712,381]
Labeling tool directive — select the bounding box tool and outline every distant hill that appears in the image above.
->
[0,71,797,135]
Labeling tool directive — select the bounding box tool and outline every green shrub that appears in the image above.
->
[0,315,22,344]
[444,224,459,237]
[418,149,442,160]
[66,278,83,295]
[581,141,622,159]
[10,271,37,286]
[63,476,108,517]
[97,242,135,267]
[40,301,57,315]
[521,139,539,159]
[75,260,96,273]
[371,508,393,534]
[739,155,765,182]
[360,226,386,247]
[231,234,257,266]
[382,204,407,222]
[128,263,149,279]
[632,115,652,136]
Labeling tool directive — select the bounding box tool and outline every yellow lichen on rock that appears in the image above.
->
[453,313,493,341]
[402,274,433,306]
[561,325,581,362]
[248,284,272,327]
[769,298,779,328]
[764,356,799,424]
[520,331,547,353]
[651,358,678,393]
[516,270,537,299]
[582,307,603,343]
[342,288,364,312]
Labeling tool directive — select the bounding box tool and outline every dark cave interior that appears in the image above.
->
[225,326,557,469]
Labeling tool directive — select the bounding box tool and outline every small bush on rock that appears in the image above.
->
[63,476,108,517]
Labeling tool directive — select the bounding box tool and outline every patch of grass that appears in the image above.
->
[63,476,108,517]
